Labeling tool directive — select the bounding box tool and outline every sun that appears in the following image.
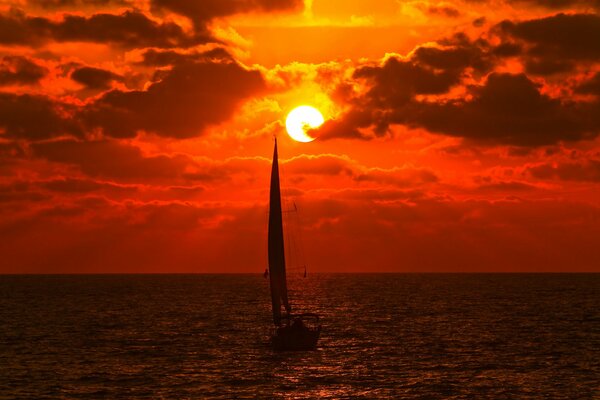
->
[285,105,324,142]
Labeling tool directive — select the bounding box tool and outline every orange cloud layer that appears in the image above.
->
[0,0,599,272]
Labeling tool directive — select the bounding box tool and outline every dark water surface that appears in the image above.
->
[0,274,598,399]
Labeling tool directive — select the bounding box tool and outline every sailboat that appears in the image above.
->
[267,138,321,351]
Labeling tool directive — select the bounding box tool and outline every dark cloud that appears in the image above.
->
[576,72,600,95]
[283,154,438,187]
[497,13,600,74]
[393,73,592,146]
[523,58,574,75]
[0,56,47,86]
[464,0,599,8]
[43,178,135,193]
[150,0,303,26]
[0,8,205,48]
[346,35,496,117]
[0,181,48,203]
[353,168,438,187]
[82,60,266,138]
[316,109,378,140]
[0,141,26,159]
[32,139,191,182]
[319,72,598,146]
[0,9,46,46]
[30,139,243,184]
[499,14,600,60]
[53,11,204,47]
[0,57,264,140]
[355,57,462,104]
[505,0,600,9]
[491,42,521,57]
[0,93,82,140]
[136,47,233,67]
[27,0,132,9]
[317,37,501,140]
[71,66,122,89]
[7,0,303,50]
[414,34,494,74]
[527,160,600,182]
[422,4,461,18]
[473,16,486,27]
[284,154,355,176]
[476,181,538,192]
[315,17,600,145]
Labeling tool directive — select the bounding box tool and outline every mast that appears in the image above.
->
[268,138,291,325]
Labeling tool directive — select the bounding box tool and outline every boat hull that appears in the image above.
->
[271,326,321,351]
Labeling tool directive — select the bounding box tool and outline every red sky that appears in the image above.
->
[0,0,599,273]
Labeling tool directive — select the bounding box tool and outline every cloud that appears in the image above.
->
[0,93,82,140]
[356,57,462,101]
[27,0,133,9]
[70,66,123,89]
[0,56,47,86]
[576,72,600,95]
[284,154,355,176]
[283,153,438,187]
[135,47,233,66]
[43,177,137,194]
[3,188,597,273]
[29,139,262,185]
[504,0,600,9]
[150,0,303,26]
[473,16,486,27]
[315,35,508,140]
[349,35,497,106]
[393,73,592,146]
[32,139,192,182]
[0,197,265,273]
[0,8,205,48]
[475,180,538,191]
[318,68,599,146]
[354,167,439,187]
[0,181,49,203]
[0,1,598,274]
[313,15,600,145]
[287,196,600,272]
[526,160,600,182]
[497,13,600,74]
[0,55,265,140]
[0,141,25,159]
[4,0,304,52]
[413,34,495,74]
[82,59,266,138]
[420,3,461,18]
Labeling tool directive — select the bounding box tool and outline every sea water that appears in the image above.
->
[1,274,598,399]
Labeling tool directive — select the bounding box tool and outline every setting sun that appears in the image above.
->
[285,105,324,142]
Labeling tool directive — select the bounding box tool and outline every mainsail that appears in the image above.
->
[268,138,291,325]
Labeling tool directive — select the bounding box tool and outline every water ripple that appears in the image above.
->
[0,274,598,399]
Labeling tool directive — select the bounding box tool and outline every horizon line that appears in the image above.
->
[1,271,598,276]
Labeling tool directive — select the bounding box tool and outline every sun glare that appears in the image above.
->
[285,105,324,142]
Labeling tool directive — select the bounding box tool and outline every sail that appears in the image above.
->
[268,138,291,325]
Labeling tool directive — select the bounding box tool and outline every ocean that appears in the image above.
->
[0,274,598,399]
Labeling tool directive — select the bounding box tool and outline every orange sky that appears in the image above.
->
[0,0,599,273]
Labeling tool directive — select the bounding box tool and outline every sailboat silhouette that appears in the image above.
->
[267,138,321,351]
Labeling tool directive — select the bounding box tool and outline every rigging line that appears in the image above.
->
[290,202,304,276]
[295,200,308,276]
[277,139,294,276]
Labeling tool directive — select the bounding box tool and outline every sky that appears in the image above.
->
[0,0,599,273]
